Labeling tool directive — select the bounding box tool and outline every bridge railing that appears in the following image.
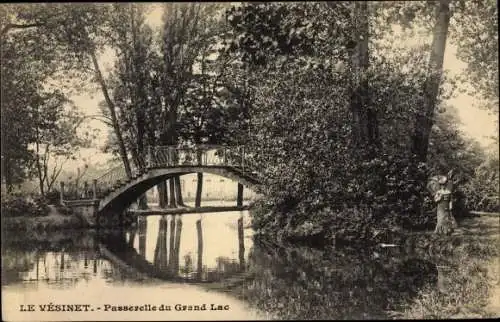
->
[59,180,96,201]
[60,145,250,202]
[148,145,247,169]
[94,164,135,199]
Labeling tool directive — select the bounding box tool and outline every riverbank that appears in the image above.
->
[1,211,498,319]
[391,215,500,319]
[202,215,500,319]
[1,205,89,231]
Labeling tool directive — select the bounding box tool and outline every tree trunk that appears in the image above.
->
[137,194,149,210]
[237,183,244,207]
[195,172,203,208]
[168,178,177,208]
[89,48,132,178]
[349,1,379,151]
[158,181,169,208]
[128,228,136,247]
[174,176,186,206]
[2,157,13,193]
[135,102,146,170]
[130,151,148,210]
[134,87,148,209]
[36,160,45,196]
[34,130,45,196]
[411,0,451,162]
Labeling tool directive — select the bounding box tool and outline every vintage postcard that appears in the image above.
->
[1,2,499,321]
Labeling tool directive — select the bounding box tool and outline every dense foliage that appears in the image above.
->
[0,193,50,218]
[460,146,500,212]
[1,2,498,239]
[1,4,97,195]
[222,1,498,241]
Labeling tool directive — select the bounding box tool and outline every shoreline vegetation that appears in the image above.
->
[201,216,499,319]
[1,191,498,319]
[1,204,88,231]
[0,193,257,230]
[391,216,500,319]
[1,191,498,235]
[0,194,257,230]
[3,214,497,319]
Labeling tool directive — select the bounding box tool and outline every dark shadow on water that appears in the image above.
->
[241,238,438,319]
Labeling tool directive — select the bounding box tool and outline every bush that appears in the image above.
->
[45,190,61,205]
[346,155,430,229]
[460,154,499,213]
[1,193,49,218]
[55,204,74,216]
[32,195,50,215]
[251,153,438,244]
[323,205,375,245]
[461,182,499,213]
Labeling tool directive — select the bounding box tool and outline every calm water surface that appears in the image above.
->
[2,209,440,321]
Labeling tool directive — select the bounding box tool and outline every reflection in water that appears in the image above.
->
[138,216,147,257]
[1,246,123,286]
[2,212,443,319]
[174,215,182,274]
[168,216,175,273]
[122,214,248,282]
[238,216,246,270]
[241,240,438,320]
[196,218,203,279]
[153,216,169,271]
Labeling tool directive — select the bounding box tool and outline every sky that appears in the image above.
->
[66,3,498,171]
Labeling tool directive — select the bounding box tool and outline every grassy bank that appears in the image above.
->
[1,205,89,231]
[201,215,499,319]
[391,215,500,319]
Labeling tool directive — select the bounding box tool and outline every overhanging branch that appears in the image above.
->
[1,23,45,38]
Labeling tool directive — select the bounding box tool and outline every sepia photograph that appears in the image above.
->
[1,1,499,320]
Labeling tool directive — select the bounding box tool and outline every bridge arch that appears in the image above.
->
[98,166,260,214]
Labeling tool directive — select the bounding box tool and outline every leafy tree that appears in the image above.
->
[460,139,499,212]
[177,5,235,207]
[106,4,159,209]
[0,4,92,191]
[19,3,136,179]
[31,94,92,196]
[157,3,207,207]
[450,0,498,112]
[223,1,497,240]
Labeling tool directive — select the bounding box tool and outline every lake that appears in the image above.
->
[2,209,444,321]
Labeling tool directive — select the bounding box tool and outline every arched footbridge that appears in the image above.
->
[60,145,261,225]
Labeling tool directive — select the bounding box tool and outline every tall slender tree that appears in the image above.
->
[411,0,452,163]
